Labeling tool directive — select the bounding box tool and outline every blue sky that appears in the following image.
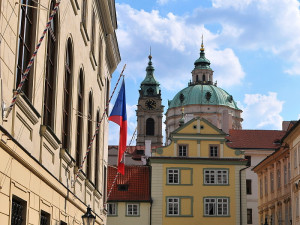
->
[109,0,300,145]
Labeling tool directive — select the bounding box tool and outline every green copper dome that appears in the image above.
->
[168,84,240,110]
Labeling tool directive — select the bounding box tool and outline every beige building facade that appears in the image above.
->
[0,0,120,224]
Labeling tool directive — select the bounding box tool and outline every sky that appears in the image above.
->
[108,0,300,145]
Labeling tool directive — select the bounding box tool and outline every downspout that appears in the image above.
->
[240,164,250,225]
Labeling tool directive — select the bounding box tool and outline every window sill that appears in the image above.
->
[125,215,140,217]
[90,51,97,70]
[166,215,193,217]
[80,22,89,46]
[70,0,80,15]
[40,125,61,150]
[16,94,40,125]
[203,184,230,186]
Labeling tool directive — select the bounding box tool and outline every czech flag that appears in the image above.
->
[109,79,127,175]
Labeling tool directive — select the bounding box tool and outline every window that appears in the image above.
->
[16,0,36,100]
[264,176,268,195]
[167,169,179,184]
[75,71,84,167]
[90,10,96,57]
[270,172,274,192]
[43,0,58,128]
[245,156,251,166]
[167,198,179,215]
[202,74,205,81]
[178,145,187,156]
[294,149,297,168]
[246,179,252,195]
[105,79,110,115]
[107,203,117,216]
[247,208,253,224]
[62,40,73,150]
[288,162,291,181]
[40,211,50,225]
[98,38,103,78]
[11,197,26,225]
[277,168,281,188]
[204,169,228,185]
[95,111,100,188]
[284,165,288,185]
[146,118,155,135]
[296,196,299,218]
[204,197,229,216]
[86,92,93,180]
[209,145,219,158]
[126,203,139,216]
[81,0,87,28]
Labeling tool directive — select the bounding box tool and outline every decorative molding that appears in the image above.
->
[70,0,80,15]
[89,52,97,70]
[94,189,102,199]
[40,125,60,150]
[80,22,89,46]
[60,148,74,168]
[16,96,39,125]
[85,179,95,192]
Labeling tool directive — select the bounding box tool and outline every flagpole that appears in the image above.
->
[72,64,126,187]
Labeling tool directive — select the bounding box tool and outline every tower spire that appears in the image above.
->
[200,34,205,52]
[149,46,152,61]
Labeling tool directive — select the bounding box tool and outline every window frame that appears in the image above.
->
[247,208,253,224]
[107,203,117,216]
[204,197,229,217]
[204,169,229,185]
[166,198,179,216]
[86,91,93,180]
[246,179,252,195]
[178,144,188,157]
[11,196,27,225]
[146,118,155,136]
[209,145,219,158]
[167,169,179,184]
[126,203,140,217]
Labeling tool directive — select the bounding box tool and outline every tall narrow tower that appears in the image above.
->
[136,54,164,146]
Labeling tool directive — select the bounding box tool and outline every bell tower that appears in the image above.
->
[136,53,164,146]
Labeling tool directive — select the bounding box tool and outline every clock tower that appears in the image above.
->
[136,54,164,146]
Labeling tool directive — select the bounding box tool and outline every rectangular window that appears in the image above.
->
[127,203,139,216]
[107,203,117,216]
[245,155,251,166]
[178,145,188,156]
[167,198,179,215]
[277,168,281,188]
[209,145,219,158]
[167,169,179,184]
[246,179,252,195]
[270,172,274,192]
[294,149,298,168]
[284,165,288,185]
[40,211,50,225]
[11,197,27,225]
[264,176,268,195]
[247,208,253,224]
[204,169,228,185]
[204,197,229,216]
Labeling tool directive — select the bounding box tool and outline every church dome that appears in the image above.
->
[168,84,240,110]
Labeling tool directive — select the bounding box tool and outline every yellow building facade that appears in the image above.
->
[150,117,248,225]
[0,0,120,224]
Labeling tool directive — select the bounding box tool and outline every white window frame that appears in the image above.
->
[107,203,117,216]
[204,197,229,216]
[167,169,179,184]
[204,169,228,185]
[178,145,188,156]
[126,203,139,216]
[167,198,179,216]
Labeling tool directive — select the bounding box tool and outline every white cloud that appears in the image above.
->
[116,3,245,89]
[156,0,170,5]
[241,92,284,129]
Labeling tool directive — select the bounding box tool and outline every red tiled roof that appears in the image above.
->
[107,165,151,202]
[226,130,286,149]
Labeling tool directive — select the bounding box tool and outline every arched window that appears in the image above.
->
[62,39,73,150]
[95,110,100,188]
[43,0,58,128]
[75,70,84,167]
[146,118,155,136]
[202,74,205,81]
[86,92,93,180]
[16,0,38,100]
[81,0,87,28]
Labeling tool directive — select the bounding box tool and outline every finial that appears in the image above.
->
[148,46,152,60]
[200,34,205,51]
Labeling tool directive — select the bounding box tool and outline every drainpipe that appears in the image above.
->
[240,164,250,225]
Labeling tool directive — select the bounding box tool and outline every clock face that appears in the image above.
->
[145,99,156,110]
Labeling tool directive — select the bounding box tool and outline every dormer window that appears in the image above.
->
[209,145,219,158]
